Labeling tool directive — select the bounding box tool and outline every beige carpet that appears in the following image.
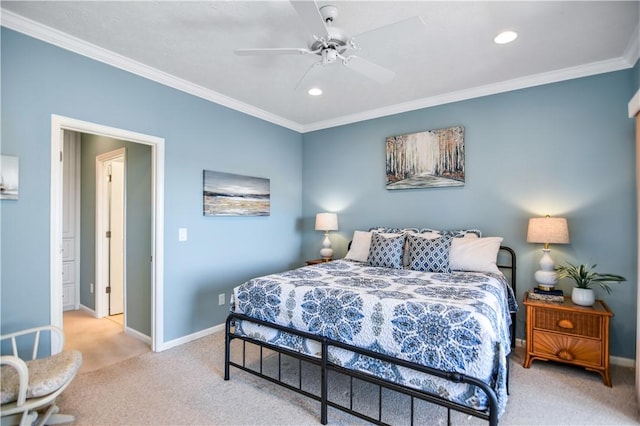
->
[63,310,149,373]
[57,331,639,425]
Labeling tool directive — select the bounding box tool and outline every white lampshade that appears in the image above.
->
[315,213,338,232]
[315,213,338,260]
[526,217,570,248]
[527,216,570,290]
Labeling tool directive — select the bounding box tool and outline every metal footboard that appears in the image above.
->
[224,312,499,426]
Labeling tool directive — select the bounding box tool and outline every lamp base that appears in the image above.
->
[320,233,333,260]
[537,284,555,291]
[534,249,557,290]
[534,269,557,289]
[320,248,333,260]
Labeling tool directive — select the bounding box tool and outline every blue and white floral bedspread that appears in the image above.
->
[231,259,517,416]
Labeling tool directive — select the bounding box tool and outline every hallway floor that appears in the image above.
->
[63,310,149,373]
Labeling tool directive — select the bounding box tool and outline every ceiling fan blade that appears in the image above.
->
[351,16,426,47]
[294,61,323,90]
[235,48,312,56]
[343,56,395,83]
[290,1,328,38]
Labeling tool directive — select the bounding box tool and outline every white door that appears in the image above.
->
[108,159,125,315]
[96,149,126,319]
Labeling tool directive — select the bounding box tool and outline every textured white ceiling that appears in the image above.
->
[2,1,639,132]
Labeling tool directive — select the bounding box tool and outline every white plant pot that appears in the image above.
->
[572,287,595,307]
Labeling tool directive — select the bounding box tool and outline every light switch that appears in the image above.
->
[178,228,187,241]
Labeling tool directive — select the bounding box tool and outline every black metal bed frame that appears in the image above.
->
[224,246,516,426]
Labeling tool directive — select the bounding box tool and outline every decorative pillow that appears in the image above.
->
[366,232,405,269]
[422,228,482,239]
[368,227,480,267]
[344,231,372,263]
[449,237,503,273]
[403,230,440,266]
[407,234,453,273]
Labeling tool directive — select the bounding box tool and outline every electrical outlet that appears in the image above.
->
[90,283,94,293]
[218,293,225,306]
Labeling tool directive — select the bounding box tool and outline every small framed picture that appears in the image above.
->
[0,155,19,200]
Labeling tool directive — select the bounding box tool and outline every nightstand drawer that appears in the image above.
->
[533,308,601,338]
[532,331,602,366]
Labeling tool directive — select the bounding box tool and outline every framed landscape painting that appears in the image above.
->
[386,126,465,189]
[203,170,270,216]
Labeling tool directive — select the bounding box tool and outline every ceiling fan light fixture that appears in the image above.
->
[494,30,518,44]
[308,87,323,96]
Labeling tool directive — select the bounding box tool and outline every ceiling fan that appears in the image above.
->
[234,1,425,89]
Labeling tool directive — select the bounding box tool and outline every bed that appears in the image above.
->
[224,228,517,425]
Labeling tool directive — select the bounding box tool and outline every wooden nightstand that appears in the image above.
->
[523,293,613,386]
[305,258,331,265]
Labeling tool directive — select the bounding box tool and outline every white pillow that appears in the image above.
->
[449,237,503,273]
[344,231,372,262]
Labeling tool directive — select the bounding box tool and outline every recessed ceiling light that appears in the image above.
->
[307,87,323,96]
[494,30,518,45]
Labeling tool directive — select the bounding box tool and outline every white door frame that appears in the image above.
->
[50,114,165,352]
[629,89,640,405]
[96,149,126,320]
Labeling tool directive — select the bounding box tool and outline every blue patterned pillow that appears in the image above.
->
[408,234,452,273]
[367,232,405,269]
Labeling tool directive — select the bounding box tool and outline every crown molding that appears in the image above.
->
[2,8,637,134]
[302,56,635,132]
[0,10,304,133]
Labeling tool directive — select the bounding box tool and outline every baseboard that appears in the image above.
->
[516,338,635,368]
[125,326,152,345]
[158,323,225,352]
[78,304,96,316]
[611,355,635,368]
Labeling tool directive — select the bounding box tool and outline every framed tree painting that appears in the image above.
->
[386,126,465,189]
[203,170,270,216]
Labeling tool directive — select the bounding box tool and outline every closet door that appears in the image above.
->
[62,131,80,311]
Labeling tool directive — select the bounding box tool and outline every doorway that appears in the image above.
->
[50,115,165,353]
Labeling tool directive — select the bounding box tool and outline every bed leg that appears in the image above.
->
[224,315,232,381]
[320,339,328,425]
[506,353,511,395]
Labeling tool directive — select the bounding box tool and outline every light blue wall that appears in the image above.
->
[1,26,638,359]
[302,67,638,358]
[79,135,152,335]
[1,28,303,342]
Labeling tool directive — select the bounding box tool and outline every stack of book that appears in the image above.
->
[528,287,564,303]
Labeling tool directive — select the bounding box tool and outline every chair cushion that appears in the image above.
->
[1,350,82,404]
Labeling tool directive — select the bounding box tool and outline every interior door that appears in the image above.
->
[108,159,124,315]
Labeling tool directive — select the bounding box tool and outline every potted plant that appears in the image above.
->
[555,262,626,306]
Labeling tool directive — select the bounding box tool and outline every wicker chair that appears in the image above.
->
[1,326,82,426]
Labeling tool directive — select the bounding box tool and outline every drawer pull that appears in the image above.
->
[557,319,574,329]
[557,349,574,361]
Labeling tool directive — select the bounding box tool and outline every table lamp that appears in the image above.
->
[527,216,570,290]
[315,212,338,260]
